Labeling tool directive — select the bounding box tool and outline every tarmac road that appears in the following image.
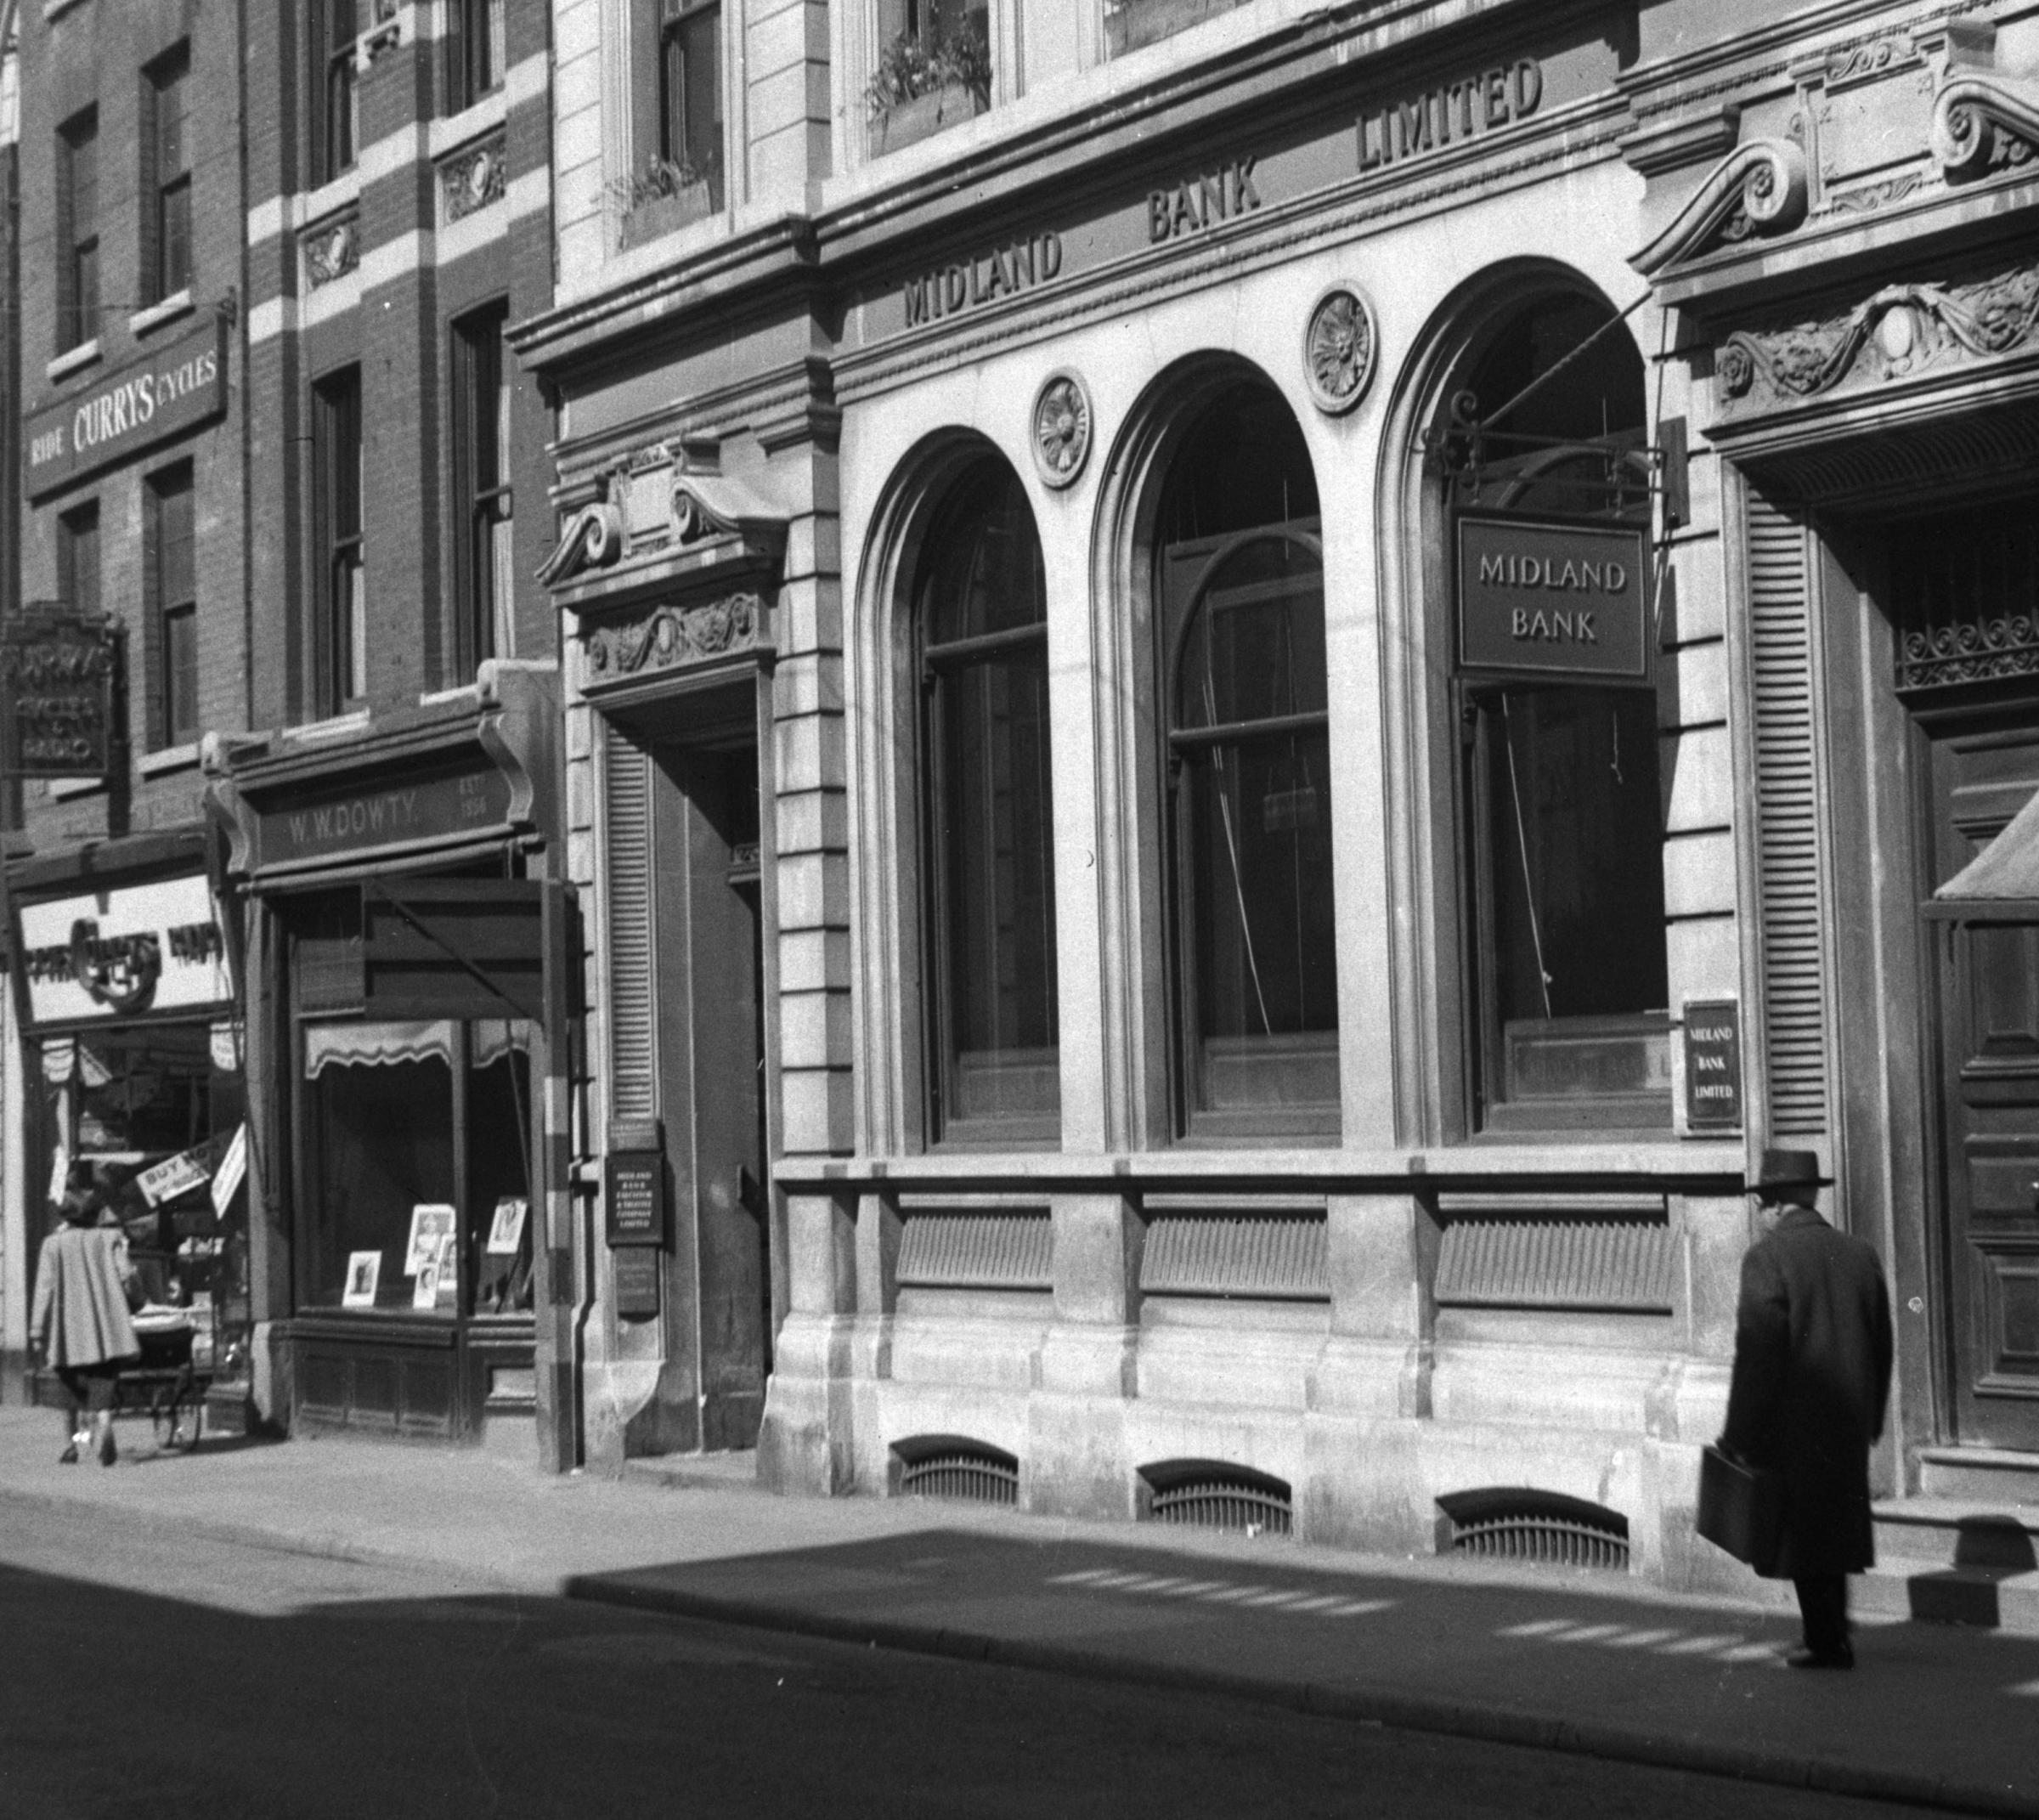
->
[0,1500,1941,1820]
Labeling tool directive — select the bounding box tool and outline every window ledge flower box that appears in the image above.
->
[618,178,718,252]
[869,82,988,158]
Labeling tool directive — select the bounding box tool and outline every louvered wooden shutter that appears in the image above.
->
[1747,495,1829,1137]
[605,722,657,1121]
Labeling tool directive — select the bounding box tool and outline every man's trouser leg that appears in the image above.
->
[1793,1575,1849,1656]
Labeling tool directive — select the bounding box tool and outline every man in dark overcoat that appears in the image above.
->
[1720,1148,1894,1669]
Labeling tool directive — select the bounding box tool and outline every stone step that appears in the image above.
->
[1857,1559,2039,1634]
[621,1449,763,1494]
[1916,1444,2039,1505]
[1867,1493,2039,1632]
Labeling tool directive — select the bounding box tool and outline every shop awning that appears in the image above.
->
[302,1017,534,1078]
[1927,788,2039,918]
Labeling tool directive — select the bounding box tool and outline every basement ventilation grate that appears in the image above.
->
[1140,1461,1294,1536]
[895,1438,1020,1506]
[1436,1489,1630,1571]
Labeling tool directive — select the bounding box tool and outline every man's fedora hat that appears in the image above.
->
[1752,1147,1833,1193]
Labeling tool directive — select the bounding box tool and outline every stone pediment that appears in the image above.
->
[537,442,787,604]
[1629,137,1810,277]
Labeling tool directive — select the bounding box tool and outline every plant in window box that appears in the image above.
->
[612,154,719,252]
[866,23,991,155]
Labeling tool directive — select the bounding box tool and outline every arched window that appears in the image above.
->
[1155,384,1337,1135]
[916,459,1059,1143]
[1443,291,1667,1130]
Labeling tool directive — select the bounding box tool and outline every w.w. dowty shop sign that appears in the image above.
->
[25,318,228,500]
[1457,515,1650,681]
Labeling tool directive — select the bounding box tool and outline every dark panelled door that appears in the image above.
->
[1929,726,2039,1451]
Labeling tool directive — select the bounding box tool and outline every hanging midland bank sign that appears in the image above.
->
[23,317,229,500]
[1456,514,1651,682]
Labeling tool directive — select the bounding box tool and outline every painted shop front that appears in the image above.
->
[518,0,1973,1587]
[205,665,572,1459]
[6,828,253,1431]
[1626,6,2039,1518]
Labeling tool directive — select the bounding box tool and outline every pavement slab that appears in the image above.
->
[2,1405,2035,1817]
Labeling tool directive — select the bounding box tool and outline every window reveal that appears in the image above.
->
[315,0,360,184]
[314,367,365,712]
[659,0,724,206]
[59,109,99,353]
[150,463,199,748]
[58,498,101,619]
[452,302,514,675]
[146,45,192,303]
[451,0,508,112]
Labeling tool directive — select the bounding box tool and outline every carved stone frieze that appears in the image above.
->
[1716,259,2039,409]
[1629,138,1809,277]
[1302,284,1377,416]
[583,593,767,687]
[1931,68,2039,177]
[442,132,507,223]
[303,214,359,288]
[1031,371,1092,489]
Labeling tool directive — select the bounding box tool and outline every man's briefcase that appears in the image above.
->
[1697,1443,1783,1569]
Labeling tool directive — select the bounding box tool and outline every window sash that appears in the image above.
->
[317,1,359,180]
[60,117,98,351]
[451,305,511,675]
[58,504,100,619]
[659,0,724,205]
[315,370,364,711]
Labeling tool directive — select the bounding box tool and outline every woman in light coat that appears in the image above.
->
[30,1184,140,1465]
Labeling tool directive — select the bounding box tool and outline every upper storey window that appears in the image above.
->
[1104,0,1244,57]
[313,0,361,185]
[145,45,193,305]
[1442,292,1667,1133]
[1154,384,1337,1139]
[450,0,507,113]
[659,0,723,208]
[867,0,991,157]
[58,108,99,354]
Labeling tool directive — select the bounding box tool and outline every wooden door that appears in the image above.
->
[1929,726,2039,1451]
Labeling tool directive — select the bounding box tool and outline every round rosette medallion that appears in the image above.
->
[1302,284,1379,416]
[1031,370,1093,489]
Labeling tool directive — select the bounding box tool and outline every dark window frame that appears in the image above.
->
[143,42,193,305]
[658,0,725,207]
[448,0,507,113]
[57,498,101,619]
[313,366,364,715]
[311,0,360,184]
[57,108,99,353]
[146,461,199,750]
[914,461,1060,1147]
[449,300,513,680]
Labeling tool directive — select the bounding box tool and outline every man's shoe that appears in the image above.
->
[1785,1644,1854,1670]
[57,1444,78,1464]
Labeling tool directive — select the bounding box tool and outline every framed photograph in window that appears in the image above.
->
[485,1196,528,1256]
[403,1202,457,1278]
[342,1249,381,1308]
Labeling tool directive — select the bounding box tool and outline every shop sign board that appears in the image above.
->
[1683,998,1743,1131]
[248,760,515,872]
[613,1249,662,1320]
[1456,515,1650,681]
[359,878,548,1024]
[14,872,231,1026]
[0,608,119,778]
[24,318,229,500]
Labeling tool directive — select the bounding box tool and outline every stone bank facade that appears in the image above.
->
[518,0,2039,1581]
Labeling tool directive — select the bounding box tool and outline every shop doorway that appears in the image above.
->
[1897,501,2039,1453]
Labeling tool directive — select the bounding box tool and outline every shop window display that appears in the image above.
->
[1443,291,1669,1131]
[1154,382,1338,1136]
[299,1018,534,1316]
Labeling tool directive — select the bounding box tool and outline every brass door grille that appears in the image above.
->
[898,1445,1019,1506]
[1142,1461,1294,1535]
[1437,1489,1629,1571]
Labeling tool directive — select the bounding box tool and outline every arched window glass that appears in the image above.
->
[918,459,1059,1142]
[1156,385,1337,1134]
[1445,292,1667,1130]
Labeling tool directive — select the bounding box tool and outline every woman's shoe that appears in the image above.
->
[57,1445,78,1464]
[93,1412,116,1467]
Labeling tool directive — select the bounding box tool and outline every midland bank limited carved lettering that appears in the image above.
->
[902,234,1065,327]
[1358,59,1544,169]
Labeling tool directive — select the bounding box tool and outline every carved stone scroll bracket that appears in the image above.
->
[1931,70,2039,178]
[1629,138,1810,277]
[536,503,624,588]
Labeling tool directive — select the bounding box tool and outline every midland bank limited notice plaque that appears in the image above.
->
[1682,998,1743,1131]
[1457,514,1650,682]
